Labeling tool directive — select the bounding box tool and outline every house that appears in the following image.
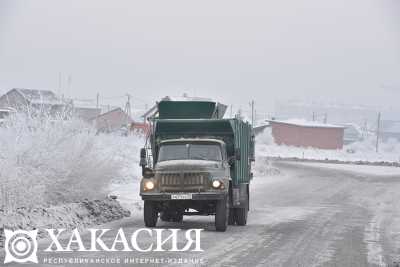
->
[268,119,346,150]
[73,107,101,122]
[92,107,133,133]
[68,99,102,122]
[0,88,65,114]
[380,120,400,141]
[0,107,16,124]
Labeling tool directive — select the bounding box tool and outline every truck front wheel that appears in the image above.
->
[215,195,229,232]
[144,200,158,227]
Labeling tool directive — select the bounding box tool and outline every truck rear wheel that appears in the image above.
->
[215,195,229,232]
[234,208,248,226]
[235,185,249,226]
[144,201,158,227]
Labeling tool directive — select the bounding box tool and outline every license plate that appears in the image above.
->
[171,194,192,200]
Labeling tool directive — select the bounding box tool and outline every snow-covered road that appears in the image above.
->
[3,161,400,267]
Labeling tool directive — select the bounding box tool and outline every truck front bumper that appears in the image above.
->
[140,192,226,201]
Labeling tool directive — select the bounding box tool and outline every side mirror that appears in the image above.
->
[235,148,241,161]
[142,167,155,178]
[139,148,147,167]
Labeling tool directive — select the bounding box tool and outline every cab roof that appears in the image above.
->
[159,138,226,146]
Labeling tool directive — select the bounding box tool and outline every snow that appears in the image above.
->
[0,112,144,213]
[165,96,212,102]
[268,118,345,128]
[0,198,131,248]
[256,128,400,163]
[292,162,400,176]
[16,88,64,105]
[0,112,142,247]
[250,205,321,226]
[364,215,386,266]
[108,182,142,214]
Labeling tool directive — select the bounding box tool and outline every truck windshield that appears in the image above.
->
[158,143,222,162]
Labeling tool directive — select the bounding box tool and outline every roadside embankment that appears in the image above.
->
[0,197,130,248]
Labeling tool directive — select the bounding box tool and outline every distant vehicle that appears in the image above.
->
[139,99,255,231]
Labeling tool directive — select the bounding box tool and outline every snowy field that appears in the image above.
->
[0,113,143,246]
[257,128,400,164]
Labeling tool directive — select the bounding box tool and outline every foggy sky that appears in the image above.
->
[0,0,399,114]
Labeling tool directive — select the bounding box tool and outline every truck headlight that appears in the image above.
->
[212,180,222,189]
[144,180,155,190]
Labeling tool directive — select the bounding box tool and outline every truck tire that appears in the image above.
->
[234,208,248,226]
[215,195,229,232]
[144,201,158,227]
[235,185,249,226]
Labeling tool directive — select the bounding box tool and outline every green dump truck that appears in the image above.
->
[139,100,255,231]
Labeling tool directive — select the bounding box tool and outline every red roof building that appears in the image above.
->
[268,119,345,150]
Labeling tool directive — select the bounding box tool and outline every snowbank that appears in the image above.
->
[109,182,142,214]
[0,197,130,248]
[288,162,400,177]
[0,113,144,213]
[256,128,400,164]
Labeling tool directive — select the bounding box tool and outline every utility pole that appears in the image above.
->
[376,112,381,153]
[96,93,99,109]
[363,119,368,138]
[312,112,315,121]
[125,94,132,117]
[230,105,233,118]
[58,72,62,95]
[67,75,72,97]
[250,100,255,126]
[324,113,327,124]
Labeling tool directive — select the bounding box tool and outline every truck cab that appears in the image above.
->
[155,139,230,194]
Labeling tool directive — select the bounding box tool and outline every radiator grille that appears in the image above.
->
[159,172,207,191]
